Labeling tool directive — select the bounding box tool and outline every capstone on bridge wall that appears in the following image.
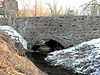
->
[0,16,100,48]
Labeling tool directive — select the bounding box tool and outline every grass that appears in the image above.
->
[0,31,47,75]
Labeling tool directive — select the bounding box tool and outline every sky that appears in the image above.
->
[17,0,92,10]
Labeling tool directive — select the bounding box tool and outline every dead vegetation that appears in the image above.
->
[0,31,47,75]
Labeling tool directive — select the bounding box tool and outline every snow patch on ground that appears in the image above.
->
[0,26,28,50]
[45,38,100,74]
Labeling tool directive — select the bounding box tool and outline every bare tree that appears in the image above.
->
[81,0,100,15]
[17,0,27,17]
[62,7,78,16]
[34,0,38,16]
[31,0,48,16]
[47,0,62,16]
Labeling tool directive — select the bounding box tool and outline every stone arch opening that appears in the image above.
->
[31,39,64,55]
[31,34,68,49]
[26,34,67,59]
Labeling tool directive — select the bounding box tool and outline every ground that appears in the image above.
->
[45,38,100,74]
[0,30,47,75]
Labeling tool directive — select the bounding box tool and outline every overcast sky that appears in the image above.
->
[17,0,92,10]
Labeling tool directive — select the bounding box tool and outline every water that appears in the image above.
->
[26,52,78,75]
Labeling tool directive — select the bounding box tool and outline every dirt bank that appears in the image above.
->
[0,31,47,75]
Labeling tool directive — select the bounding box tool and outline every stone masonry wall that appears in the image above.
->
[1,16,100,48]
[0,0,18,25]
[0,0,18,17]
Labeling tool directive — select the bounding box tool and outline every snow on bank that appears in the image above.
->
[45,38,100,75]
[0,26,28,50]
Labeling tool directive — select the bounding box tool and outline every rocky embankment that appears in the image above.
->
[0,26,47,75]
[45,38,100,75]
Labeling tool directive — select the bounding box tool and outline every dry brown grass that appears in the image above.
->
[0,31,47,75]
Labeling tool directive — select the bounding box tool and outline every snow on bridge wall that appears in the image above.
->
[0,16,100,48]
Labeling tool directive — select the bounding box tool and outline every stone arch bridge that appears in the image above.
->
[0,16,100,49]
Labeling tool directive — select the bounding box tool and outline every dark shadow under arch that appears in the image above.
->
[45,39,64,50]
[31,34,67,49]
[31,39,64,54]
